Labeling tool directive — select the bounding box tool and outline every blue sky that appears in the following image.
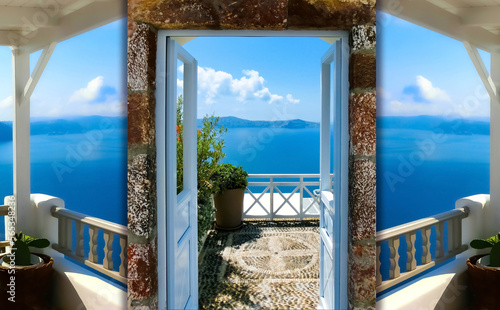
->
[0,14,492,122]
[378,11,491,119]
[0,19,126,121]
[180,37,331,122]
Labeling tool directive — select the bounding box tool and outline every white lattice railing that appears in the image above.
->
[51,207,127,284]
[0,205,9,253]
[243,174,330,220]
[376,207,469,293]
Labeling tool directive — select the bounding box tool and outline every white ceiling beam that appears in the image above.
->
[16,0,124,54]
[0,6,59,29]
[378,0,500,54]
[464,41,499,104]
[23,42,57,105]
[0,30,16,46]
[459,6,500,26]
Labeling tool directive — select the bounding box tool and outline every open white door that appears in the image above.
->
[161,38,198,310]
[319,37,348,309]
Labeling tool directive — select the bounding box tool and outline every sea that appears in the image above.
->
[0,116,490,283]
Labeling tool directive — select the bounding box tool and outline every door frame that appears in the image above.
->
[155,30,349,309]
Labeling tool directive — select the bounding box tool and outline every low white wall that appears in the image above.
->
[377,194,490,310]
[4,194,127,310]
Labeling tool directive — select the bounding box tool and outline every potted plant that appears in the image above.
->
[0,232,53,309]
[467,232,500,309]
[210,163,248,230]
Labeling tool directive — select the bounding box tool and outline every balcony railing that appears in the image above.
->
[0,205,10,253]
[376,207,469,293]
[243,174,329,220]
[51,206,127,284]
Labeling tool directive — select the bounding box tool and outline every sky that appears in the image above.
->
[180,37,331,122]
[0,18,127,122]
[377,11,491,119]
[0,13,493,123]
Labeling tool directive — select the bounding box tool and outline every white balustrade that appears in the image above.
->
[376,207,469,293]
[243,174,331,220]
[51,206,127,284]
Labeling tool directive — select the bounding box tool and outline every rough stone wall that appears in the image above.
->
[127,1,376,309]
[127,21,159,309]
[348,24,376,310]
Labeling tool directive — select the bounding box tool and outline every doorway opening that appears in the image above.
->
[157,31,349,310]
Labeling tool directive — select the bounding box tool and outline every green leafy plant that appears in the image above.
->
[4,232,50,266]
[176,96,227,245]
[470,232,500,267]
[210,163,248,196]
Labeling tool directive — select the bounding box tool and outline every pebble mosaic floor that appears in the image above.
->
[198,220,320,309]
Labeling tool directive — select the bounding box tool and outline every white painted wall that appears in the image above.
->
[490,53,500,237]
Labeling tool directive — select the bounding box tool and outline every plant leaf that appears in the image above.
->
[470,239,494,249]
[28,238,50,248]
[490,242,500,267]
[13,239,31,266]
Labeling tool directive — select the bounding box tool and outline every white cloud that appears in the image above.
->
[70,76,104,102]
[177,79,184,89]
[415,75,451,102]
[0,96,12,108]
[377,87,391,100]
[286,94,300,104]
[195,66,297,105]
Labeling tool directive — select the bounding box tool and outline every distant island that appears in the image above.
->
[0,116,126,142]
[0,115,490,143]
[378,115,490,136]
[198,116,320,129]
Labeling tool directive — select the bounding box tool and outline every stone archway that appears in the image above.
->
[127,1,376,309]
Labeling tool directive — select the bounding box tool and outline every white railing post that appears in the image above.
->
[270,177,274,221]
[388,237,400,279]
[406,232,416,271]
[89,225,98,263]
[421,227,431,264]
[300,176,304,219]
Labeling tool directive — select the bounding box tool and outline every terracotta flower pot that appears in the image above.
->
[0,253,53,309]
[467,254,500,310]
[214,188,245,230]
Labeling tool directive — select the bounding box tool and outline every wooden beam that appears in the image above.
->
[17,0,124,54]
[463,42,499,104]
[459,6,500,27]
[23,42,57,105]
[378,0,500,53]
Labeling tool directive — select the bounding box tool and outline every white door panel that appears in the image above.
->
[165,38,198,310]
[319,37,348,310]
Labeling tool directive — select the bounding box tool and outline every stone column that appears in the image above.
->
[127,21,159,309]
[348,25,377,310]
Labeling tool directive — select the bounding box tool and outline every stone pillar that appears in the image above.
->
[127,21,159,309]
[348,25,377,310]
[489,52,500,235]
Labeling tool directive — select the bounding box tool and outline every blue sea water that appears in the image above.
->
[0,118,490,285]
[0,128,128,239]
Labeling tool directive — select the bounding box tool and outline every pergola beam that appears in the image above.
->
[490,53,500,237]
[459,6,500,27]
[463,41,499,104]
[18,0,123,54]
[0,6,59,29]
[23,42,57,105]
[378,0,500,54]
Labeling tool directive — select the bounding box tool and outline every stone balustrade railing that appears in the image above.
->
[51,206,127,284]
[376,207,469,293]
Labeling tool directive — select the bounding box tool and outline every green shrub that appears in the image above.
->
[470,232,500,267]
[176,96,227,245]
[210,163,248,196]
